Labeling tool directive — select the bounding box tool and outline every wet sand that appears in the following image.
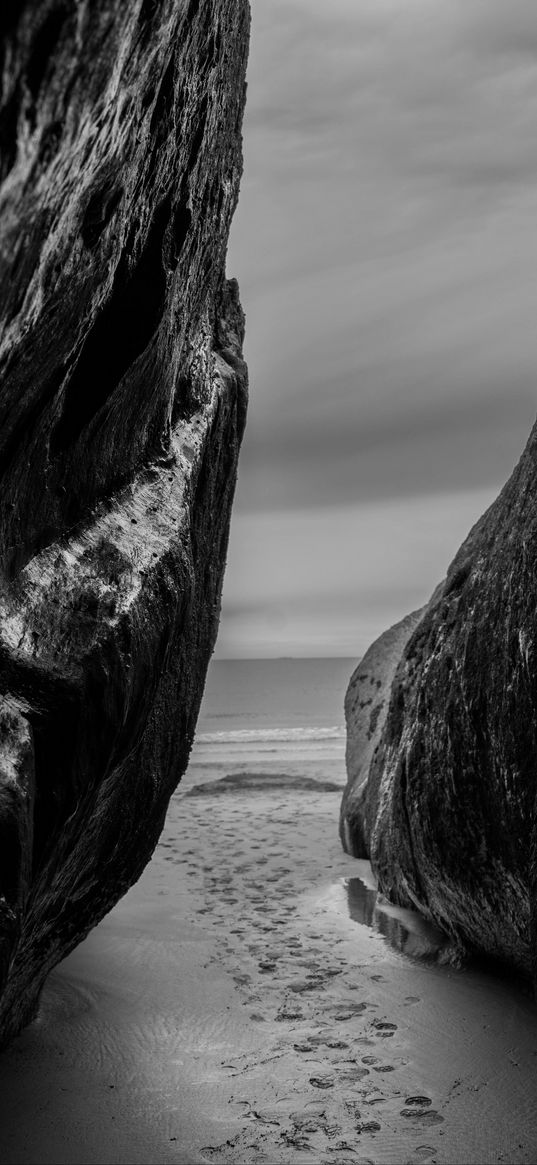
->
[1,773,537,1164]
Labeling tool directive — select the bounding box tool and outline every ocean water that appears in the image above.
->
[181,657,357,794]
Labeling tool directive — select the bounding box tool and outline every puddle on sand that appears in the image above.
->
[332,861,450,964]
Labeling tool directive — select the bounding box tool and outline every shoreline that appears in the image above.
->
[0,775,536,1163]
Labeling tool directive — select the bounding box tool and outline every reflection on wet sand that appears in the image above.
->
[343,866,450,963]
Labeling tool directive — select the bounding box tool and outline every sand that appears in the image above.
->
[0,772,537,1164]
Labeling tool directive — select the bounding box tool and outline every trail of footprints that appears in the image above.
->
[160,792,444,1164]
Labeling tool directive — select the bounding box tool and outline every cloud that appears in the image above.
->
[221,0,537,654]
[457,0,537,59]
[228,0,537,511]
[235,382,535,513]
[216,488,498,657]
[241,0,537,196]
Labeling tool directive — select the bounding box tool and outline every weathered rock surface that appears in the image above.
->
[341,442,537,983]
[0,0,249,1043]
[340,611,423,859]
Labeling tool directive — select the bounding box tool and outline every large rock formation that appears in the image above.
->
[341,436,537,983]
[0,0,249,1043]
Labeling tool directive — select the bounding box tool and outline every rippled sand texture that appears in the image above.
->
[1,772,537,1164]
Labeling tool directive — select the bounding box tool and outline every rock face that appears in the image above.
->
[0,0,249,1043]
[340,611,423,860]
[341,439,537,983]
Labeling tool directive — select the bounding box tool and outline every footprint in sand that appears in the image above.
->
[327,1140,364,1159]
[337,1065,370,1083]
[332,1002,367,1020]
[373,1020,397,1037]
[276,1007,304,1021]
[321,1160,372,1165]
[357,1120,381,1133]
[290,1108,326,1133]
[362,1093,385,1107]
[401,1112,445,1128]
[232,973,251,986]
[400,1098,444,1127]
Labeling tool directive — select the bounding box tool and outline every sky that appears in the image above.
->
[217,0,537,659]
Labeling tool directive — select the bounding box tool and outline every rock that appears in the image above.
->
[341,439,537,982]
[0,0,250,1043]
[340,611,423,858]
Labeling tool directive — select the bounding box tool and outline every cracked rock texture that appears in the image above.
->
[341,429,537,985]
[0,0,249,1043]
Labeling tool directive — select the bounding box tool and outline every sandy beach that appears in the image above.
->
[0,759,536,1165]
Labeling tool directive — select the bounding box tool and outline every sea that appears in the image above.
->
[183,656,357,794]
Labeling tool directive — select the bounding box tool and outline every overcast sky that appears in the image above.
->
[217,0,537,658]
